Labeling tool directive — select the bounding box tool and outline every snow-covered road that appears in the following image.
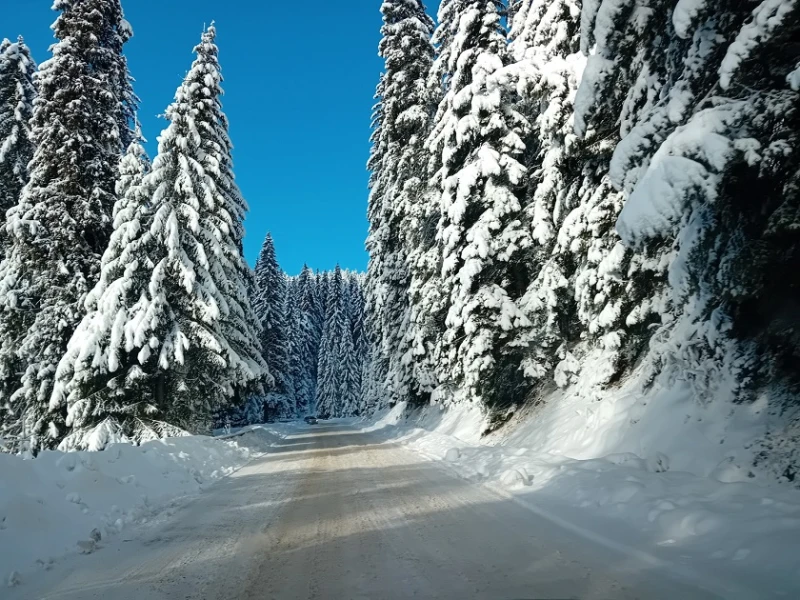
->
[12,423,728,599]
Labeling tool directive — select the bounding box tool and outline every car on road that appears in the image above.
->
[304,416,318,424]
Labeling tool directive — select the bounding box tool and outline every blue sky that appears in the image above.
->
[5,0,392,274]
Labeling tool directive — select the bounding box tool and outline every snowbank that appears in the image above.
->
[0,425,285,587]
[365,400,800,598]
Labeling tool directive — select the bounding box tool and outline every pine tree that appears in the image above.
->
[149,24,267,430]
[577,0,800,408]
[346,275,366,400]
[0,0,135,452]
[427,0,531,405]
[50,130,169,450]
[51,26,267,446]
[366,0,437,409]
[291,265,320,415]
[315,266,346,418]
[506,1,605,393]
[0,37,36,228]
[337,318,360,416]
[253,233,293,417]
[315,271,330,324]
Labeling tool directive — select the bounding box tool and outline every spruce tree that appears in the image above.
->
[427,0,532,405]
[53,26,267,445]
[337,318,360,416]
[346,275,366,400]
[0,37,36,228]
[0,0,135,452]
[577,0,800,408]
[146,24,267,429]
[50,130,167,450]
[291,265,320,415]
[366,0,437,409]
[315,266,346,418]
[253,233,293,417]
[180,26,266,417]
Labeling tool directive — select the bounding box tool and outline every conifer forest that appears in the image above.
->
[2,2,800,598]
[0,0,798,483]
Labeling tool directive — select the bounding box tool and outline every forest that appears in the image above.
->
[0,0,798,481]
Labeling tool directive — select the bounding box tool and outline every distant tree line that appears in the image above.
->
[227,234,370,426]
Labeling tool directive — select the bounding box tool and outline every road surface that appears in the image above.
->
[14,423,724,600]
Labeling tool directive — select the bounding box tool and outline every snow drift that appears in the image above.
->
[364,387,800,599]
[0,425,283,587]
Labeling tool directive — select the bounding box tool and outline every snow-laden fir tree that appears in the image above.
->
[576,0,800,407]
[315,270,330,326]
[315,266,348,418]
[346,275,366,400]
[503,0,637,397]
[426,0,532,406]
[145,24,267,430]
[202,45,266,417]
[52,25,267,446]
[49,130,174,450]
[570,0,800,474]
[337,316,360,416]
[0,37,36,229]
[253,233,293,417]
[290,265,322,415]
[0,0,135,452]
[0,36,36,434]
[365,0,436,408]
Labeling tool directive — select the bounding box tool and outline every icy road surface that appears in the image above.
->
[13,423,725,600]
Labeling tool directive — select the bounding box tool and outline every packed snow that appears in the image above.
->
[0,425,285,588]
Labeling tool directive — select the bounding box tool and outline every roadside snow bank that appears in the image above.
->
[366,403,800,599]
[0,425,284,587]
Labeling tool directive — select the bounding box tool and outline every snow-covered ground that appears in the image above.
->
[3,392,798,598]
[0,424,287,588]
[1,420,739,600]
[363,398,800,599]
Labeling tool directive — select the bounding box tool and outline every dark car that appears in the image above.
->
[304,416,318,424]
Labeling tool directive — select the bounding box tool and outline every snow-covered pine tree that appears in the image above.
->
[253,233,293,418]
[191,26,267,421]
[49,130,173,450]
[291,265,321,415]
[359,344,382,415]
[575,0,800,405]
[315,266,346,418]
[337,316,360,416]
[366,0,437,409]
[364,70,392,409]
[108,14,138,152]
[346,275,366,401]
[570,0,800,479]
[154,24,266,430]
[504,0,634,397]
[426,0,532,406]
[282,275,300,415]
[0,38,36,431]
[0,37,36,229]
[52,26,268,444]
[315,270,330,326]
[0,0,135,452]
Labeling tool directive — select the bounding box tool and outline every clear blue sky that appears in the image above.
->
[5,0,390,274]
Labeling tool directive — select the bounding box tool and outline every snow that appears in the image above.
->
[672,0,710,39]
[362,377,800,599]
[718,0,798,90]
[0,425,286,587]
[616,105,738,245]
